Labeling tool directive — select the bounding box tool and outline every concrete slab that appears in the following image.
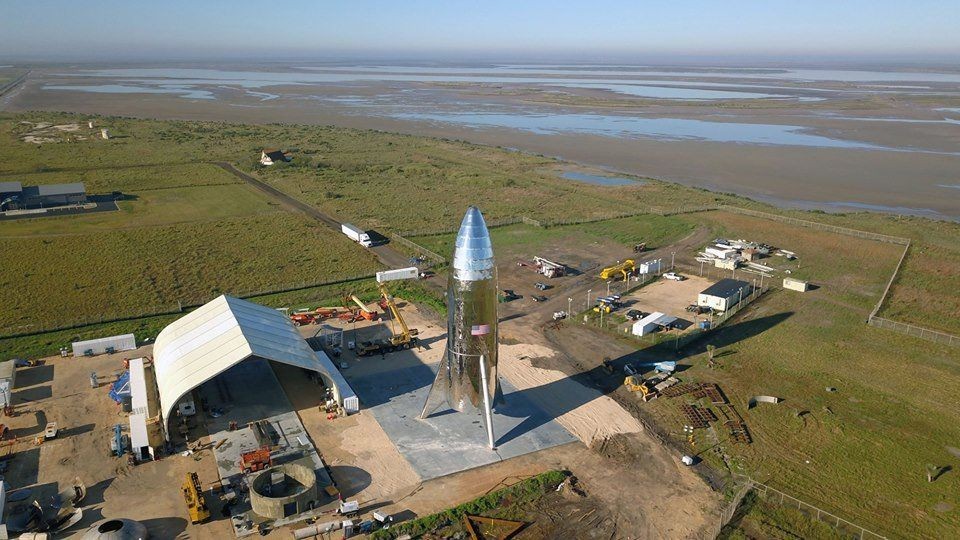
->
[343,360,577,481]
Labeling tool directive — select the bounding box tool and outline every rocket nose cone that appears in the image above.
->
[452,206,495,280]
[460,206,486,231]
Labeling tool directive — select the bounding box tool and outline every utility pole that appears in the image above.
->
[699,260,704,276]
[606,280,611,296]
[671,251,676,269]
[586,289,592,310]
[567,297,572,317]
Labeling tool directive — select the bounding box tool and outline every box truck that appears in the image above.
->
[341,223,372,247]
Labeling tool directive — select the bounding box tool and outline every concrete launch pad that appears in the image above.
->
[342,359,576,480]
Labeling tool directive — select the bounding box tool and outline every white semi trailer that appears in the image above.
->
[341,223,372,247]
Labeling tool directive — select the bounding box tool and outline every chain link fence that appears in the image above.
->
[716,476,888,539]
[750,481,888,540]
[718,205,959,347]
[0,272,378,340]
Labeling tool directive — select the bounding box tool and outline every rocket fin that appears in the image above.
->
[419,358,448,419]
[493,379,506,407]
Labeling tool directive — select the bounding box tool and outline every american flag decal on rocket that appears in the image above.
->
[471,324,491,336]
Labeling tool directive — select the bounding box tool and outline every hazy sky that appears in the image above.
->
[2,0,958,63]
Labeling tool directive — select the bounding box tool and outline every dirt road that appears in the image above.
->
[215,162,439,291]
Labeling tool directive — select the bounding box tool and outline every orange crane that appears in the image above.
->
[348,294,378,321]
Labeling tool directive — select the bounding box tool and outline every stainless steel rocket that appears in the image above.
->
[420,206,501,448]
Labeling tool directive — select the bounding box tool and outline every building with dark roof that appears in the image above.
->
[0,182,86,210]
[697,278,753,312]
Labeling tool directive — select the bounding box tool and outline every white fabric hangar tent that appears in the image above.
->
[153,295,357,440]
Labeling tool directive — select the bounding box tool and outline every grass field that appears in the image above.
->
[0,213,380,334]
[686,211,905,311]
[0,115,385,334]
[620,211,960,538]
[0,110,957,537]
[0,277,385,360]
[410,213,694,261]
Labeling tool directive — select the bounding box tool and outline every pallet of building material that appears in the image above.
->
[724,421,752,444]
[680,404,709,429]
[702,384,728,404]
[715,404,733,422]
[661,383,699,398]
[697,407,718,424]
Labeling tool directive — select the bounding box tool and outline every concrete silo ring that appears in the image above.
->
[249,462,319,519]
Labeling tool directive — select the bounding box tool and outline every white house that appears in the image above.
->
[260,149,290,166]
[697,279,753,312]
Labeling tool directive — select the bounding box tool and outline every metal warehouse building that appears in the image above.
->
[152,295,358,440]
[697,278,754,312]
[0,181,87,210]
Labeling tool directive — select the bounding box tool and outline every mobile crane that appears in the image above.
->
[356,267,421,356]
[599,259,635,281]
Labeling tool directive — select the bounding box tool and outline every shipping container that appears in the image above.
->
[71,334,137,357]
[376,267,419,283]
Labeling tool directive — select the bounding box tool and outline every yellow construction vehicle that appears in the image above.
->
[182,472,210,524]
[357,269,420,356]
[600,259,635,281]
[378,282,419,349]
[624,375,655,401]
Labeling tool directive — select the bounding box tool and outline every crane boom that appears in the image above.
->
[378,282,414,341]
[350,295,370,312]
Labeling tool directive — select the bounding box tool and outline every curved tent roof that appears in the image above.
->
[154,295,329,435]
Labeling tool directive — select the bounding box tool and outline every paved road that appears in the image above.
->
[215,162,441,291]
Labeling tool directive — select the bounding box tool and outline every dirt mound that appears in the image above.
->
[590,433,648,464]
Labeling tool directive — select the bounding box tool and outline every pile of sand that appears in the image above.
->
[499,343,643,444]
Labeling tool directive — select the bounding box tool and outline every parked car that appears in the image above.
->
[685,304,710,314]
[532,295,548,302]
[534,282,551,291]
[626,309,646,320]
[663,272,685,281]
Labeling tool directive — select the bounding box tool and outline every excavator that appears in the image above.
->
[356,268,421,356]
[599,259,635,281]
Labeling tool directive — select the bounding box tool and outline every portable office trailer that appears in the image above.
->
[632,312,666,336]
[697,279,753,312]
[783,277,810,292]
[71,334,136,357]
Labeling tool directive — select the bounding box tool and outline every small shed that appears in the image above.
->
[714,258,738,270]
[706,247,738,260]
[783,277,810,292]
[698,279,753,312]
[260,149,291,166]
[638,259,662,275]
